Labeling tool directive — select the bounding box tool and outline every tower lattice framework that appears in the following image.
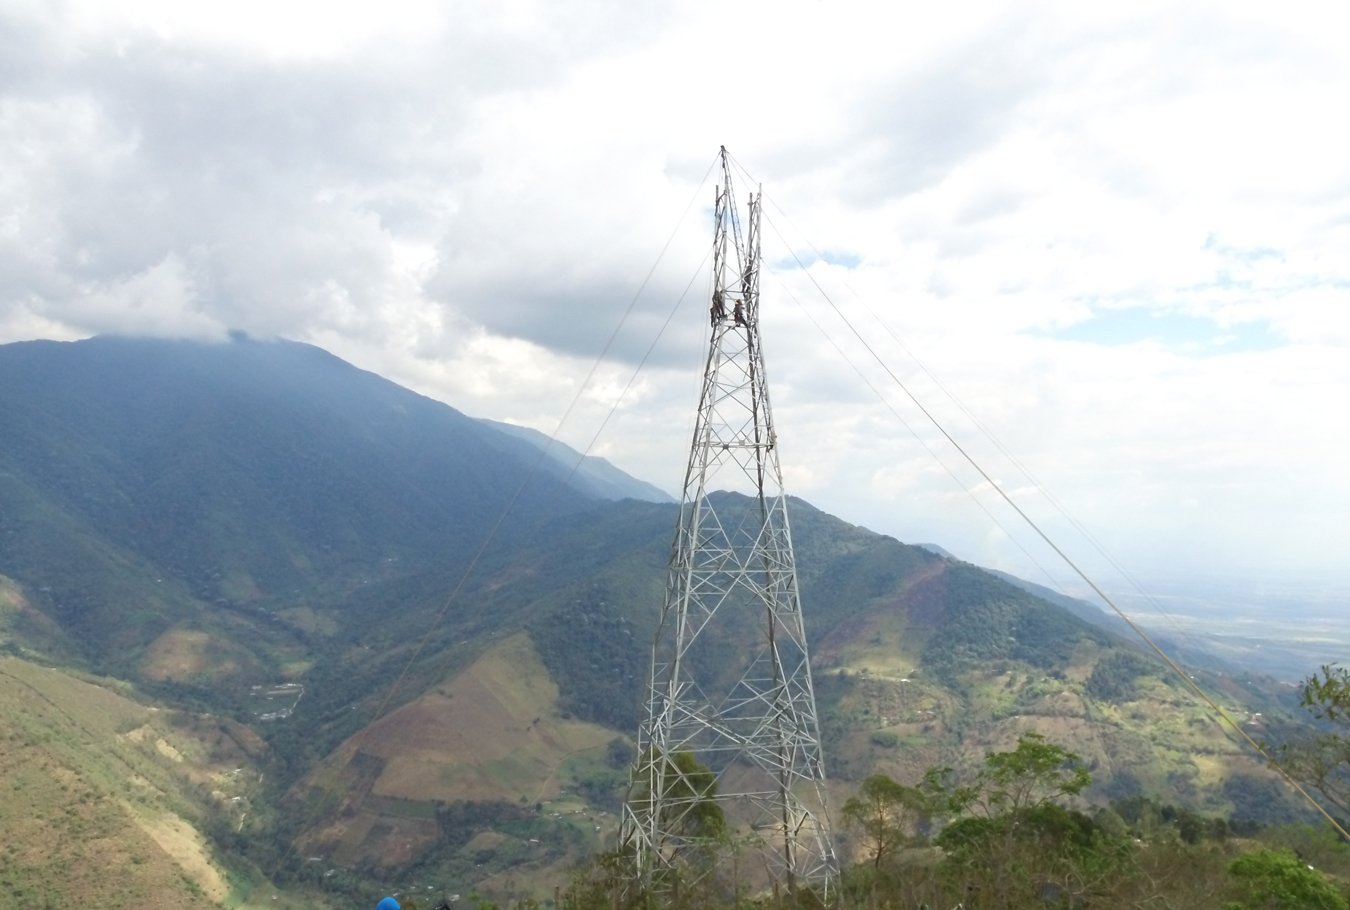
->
[621,149,837,897]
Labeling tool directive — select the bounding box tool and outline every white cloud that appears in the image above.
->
[1,0,1348,616]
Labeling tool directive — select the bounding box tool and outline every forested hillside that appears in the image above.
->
[0,336,1331,909]
[0,335,664,676]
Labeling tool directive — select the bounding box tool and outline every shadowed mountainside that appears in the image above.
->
[0,336,1316,907]
[0,335,664,677]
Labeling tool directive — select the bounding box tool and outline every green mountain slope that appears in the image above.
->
[0,335,645,676]
[479,418,674,504]
[0,655,346,909]
[0,336,1319,907]
[279,495,1311,901]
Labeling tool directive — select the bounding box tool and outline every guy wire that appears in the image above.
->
[749,170,1211,659]
[763,262,1072,603]
[412,240,714,695]
[762,209,1350,841]
[272,154,719,876]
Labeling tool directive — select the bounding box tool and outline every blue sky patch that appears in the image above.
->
[820,250,862,268]
[772,249,861,271]
[1040,308,1282,355]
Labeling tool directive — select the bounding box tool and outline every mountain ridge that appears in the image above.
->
[0,335,664,676]
[915,544,1246,677]
[478,418,675,504]
[0,335,1316,907]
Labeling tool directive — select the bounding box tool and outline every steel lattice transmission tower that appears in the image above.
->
[621,149,837,898]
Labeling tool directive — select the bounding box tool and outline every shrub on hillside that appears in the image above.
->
[1226,848,1348,910]
[1086,650,1160,702]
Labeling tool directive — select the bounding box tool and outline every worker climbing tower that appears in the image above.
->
[621,149,837,899]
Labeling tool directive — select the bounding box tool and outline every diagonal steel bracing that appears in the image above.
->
[621,148,837,900]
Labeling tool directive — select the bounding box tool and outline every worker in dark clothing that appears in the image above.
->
[711,290,726,324]
[733,300,746,326]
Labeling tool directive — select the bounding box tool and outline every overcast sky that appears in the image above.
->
[3,0,1348,620]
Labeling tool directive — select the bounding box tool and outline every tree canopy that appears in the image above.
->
[1281,664,1350,820]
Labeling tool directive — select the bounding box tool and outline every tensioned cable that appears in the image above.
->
[845,296,1212,652]
[761,208,1350,839]
[734,153,1212,660]
[411,241,716,694]
[763,211,1209,655]
[762,262,1069,595]
[273,155,720,876]
[562,241,714,500]
[728,155,1088,607]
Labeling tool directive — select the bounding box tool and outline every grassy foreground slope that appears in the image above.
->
[806,554,1288,807]
[295,634,623,898]
[0,656,331,908]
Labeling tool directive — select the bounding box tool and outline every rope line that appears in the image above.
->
[763,262,1068,591]
[761,209,1350,841]
[272,154,720,876]
[410,241,715,697]
[564,242,714,489]
[745,168,1212,662]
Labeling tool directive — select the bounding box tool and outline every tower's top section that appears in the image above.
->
[686,148,774,500]
[708,148,761,333]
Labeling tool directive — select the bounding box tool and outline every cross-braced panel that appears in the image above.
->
[621,150,837,901]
